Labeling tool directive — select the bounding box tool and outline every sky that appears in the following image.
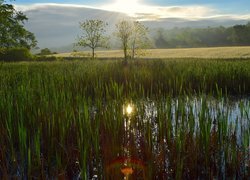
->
[10,0,250,21]
[12,0,250,16]
[8,0,250,49]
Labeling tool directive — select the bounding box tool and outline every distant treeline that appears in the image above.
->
[152,22,250,48]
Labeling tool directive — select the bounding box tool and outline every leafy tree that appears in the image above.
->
[152,22,250,48]
[155,28,168,48]
[0,47,33,61]
[0,0,37,49]
[230,25,250,45]
[37,48,56,55]
[115,20,150,61]
[130,21,150,59]
[76,19,109,59]
[115,20,133,61]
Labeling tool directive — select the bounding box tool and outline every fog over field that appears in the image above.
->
[16,4,250,50]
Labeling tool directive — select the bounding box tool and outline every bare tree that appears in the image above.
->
[77,19,108,59]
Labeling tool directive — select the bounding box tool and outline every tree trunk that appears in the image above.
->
[131,40,135,60]
[132,46,135,60]
[92,48,95,59]
[124,46,127,61]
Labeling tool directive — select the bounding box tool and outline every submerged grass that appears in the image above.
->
[0,58,249,179]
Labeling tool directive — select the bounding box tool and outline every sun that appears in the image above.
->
[113,0,141,7]
[103,0,143,16]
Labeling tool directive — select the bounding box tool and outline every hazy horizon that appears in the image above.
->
[8,0,250,49]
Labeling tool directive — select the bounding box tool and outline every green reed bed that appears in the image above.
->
[0,59,249,179]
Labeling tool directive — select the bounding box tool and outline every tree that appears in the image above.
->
[0,47,33,61]
[76,19,108,59]
[130,21,150,59]
[115,20,133,61]
[37,48,56,55]
[0,0,37,49]
[115,20,149,61]
[155,28,168,48]
[230,25,250,45]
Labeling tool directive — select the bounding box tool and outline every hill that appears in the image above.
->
[19,4,250,51]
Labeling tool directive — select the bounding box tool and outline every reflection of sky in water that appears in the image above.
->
[81,97,249,144]
[134,97,249,145]
[86,96,249,178]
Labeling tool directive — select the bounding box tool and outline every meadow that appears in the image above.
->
[0,58,250,179]
[57,46,250,59]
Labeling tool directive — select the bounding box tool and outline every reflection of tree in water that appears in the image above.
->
[100,103,147,179]
[99,101,175,179]
[96,98,250,179]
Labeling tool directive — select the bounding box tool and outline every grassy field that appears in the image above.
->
[0,58,249,179]
[55,46,250,59]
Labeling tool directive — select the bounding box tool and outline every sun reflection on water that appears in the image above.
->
[126,104,133,115]
[124,103,134,116]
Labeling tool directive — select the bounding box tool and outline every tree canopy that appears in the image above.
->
[76,19,109,59]
[0,0,37,49]
[115,20,149,61]
[115,20,133,61]
[152,23,250,48]
[130,21,150,59]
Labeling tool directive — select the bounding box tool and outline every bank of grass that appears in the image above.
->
[0,59,249,179]
[2,58,248,96]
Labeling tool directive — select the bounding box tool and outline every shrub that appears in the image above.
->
[34,55,58,61]
[37,48,57,55]
[0,48,33,61]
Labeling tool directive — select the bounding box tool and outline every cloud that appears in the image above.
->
[13,3,250,50]
[101,1,216,20]
[132,6,250,22]
[15,3,100,12]
[15,3,128,48]
[16,3,250,21]
[134,5,216,21]
[101,2,250,21]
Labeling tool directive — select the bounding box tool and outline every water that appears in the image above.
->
[7,96,250,179]
[90,96,250,179]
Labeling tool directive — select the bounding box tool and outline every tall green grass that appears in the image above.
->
[0,59,249,179]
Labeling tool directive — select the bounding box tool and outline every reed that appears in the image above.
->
[0,59,249,179]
